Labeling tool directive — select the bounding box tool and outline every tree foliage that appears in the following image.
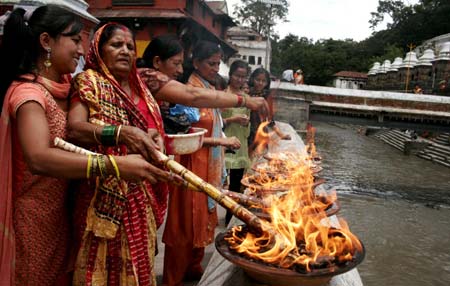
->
[270,0,450,86]
[233,0,289,37]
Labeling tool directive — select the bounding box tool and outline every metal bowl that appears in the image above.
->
[215,229,365,286]
[165,127,207,155]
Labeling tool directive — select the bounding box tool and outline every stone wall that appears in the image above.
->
[270,82,450,130]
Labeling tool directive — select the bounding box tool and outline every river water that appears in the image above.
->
[310,121,450,286]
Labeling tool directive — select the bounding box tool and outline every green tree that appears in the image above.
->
[233,0,289,37]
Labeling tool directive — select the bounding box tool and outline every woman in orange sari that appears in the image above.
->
[161,41,241,285]
[67,23,172,285]
[0,7,160,286]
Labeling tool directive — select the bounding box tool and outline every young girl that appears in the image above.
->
[248,68,290,153]
[221,60,251,225]
[0,7,161,286]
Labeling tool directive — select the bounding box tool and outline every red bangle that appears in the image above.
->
[236,95,243,107]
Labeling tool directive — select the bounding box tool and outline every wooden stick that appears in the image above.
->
[54,137,269,233]
[159,151,269,233]
[223,190,269,208]
[54,137,97,155]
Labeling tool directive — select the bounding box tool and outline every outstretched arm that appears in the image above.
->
[154,80,269,115]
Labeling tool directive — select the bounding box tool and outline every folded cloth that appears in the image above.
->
[162,104,200,134]
[169,104,200,123]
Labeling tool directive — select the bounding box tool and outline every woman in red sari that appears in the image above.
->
[160,41,242,286]
[0,7,160,286]
[67,23,172,285]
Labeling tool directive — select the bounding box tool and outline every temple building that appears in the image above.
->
[365,34,450,96]
[84,0,237,59]
[333,71,368,89]
[226,26,271,72]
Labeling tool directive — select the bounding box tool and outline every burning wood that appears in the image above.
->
[221,124,363,275]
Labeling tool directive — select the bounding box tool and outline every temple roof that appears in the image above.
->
[334,71,368,79]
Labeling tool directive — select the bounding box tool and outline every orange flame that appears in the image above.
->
[227,150,362,272]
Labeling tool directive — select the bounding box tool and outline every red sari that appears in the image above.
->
[162,72,222,285]
[0,76,71,286]
[71,24,168,286]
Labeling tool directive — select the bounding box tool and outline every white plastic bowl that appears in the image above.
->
[165,127,207,155]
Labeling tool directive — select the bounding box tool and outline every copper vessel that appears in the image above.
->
[215,230,365,286]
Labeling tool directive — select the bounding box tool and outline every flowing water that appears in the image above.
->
[310,121,450,286]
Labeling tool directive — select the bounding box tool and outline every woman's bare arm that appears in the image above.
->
[17,101,169,182]
[67,100,162,162]
[155,80,269,114]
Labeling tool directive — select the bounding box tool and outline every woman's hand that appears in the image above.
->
[148,128,165,154]
[115,154,171,184]
[119,125,162,162]
[245,97,269,116]
[219,136,241,150]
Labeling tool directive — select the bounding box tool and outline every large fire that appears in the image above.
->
[225,122,363,273]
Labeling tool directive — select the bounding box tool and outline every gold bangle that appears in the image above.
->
[93,125,101,144]
[242,96,247,108]
[115,125,122,146]
[91,154,98,178]
[86,154,92,179]
[108,155,120,179]
[97,155,107,178]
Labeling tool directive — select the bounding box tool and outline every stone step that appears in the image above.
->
[433,133,450,146]
[417,153,450,168]
[373,129,450,168]
[427,145,450,156]
[377,136,404,151]
[420,149,450,162]
[377,133,406,147]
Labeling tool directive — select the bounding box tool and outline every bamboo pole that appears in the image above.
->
[53,137,269,233]
[160,153,268,233]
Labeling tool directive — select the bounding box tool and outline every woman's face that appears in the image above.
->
[229,67,248,90]
[100,28,136,81]
[50,25,84,75]
[242,82,250,94]
[194,52,221,83]
[253,73,268,92]
[156,52,184,80]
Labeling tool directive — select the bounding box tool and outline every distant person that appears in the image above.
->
[242,81,250,94]
[281,69,294,82]
[294,69,304,84]
[414,84,423,94]
[221,60,251,225]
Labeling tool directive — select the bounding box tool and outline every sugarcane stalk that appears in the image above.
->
[54,137,269,233]
[158,151,269,233]
[223,190,269,208]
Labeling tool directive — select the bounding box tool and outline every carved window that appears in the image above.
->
[249,56,255,65]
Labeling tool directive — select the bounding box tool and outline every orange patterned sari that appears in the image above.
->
[71,24,167,286]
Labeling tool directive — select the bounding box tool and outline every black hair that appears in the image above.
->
[228,59,249,80]
[215,74,228,91]
[249,67,271,91]
[142,34,183,68]
[0,5,83,105]
[97,23,135,52]
[136,58,146,68]
[191,40,222,62]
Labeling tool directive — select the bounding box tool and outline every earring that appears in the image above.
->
[44,48,52,70]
